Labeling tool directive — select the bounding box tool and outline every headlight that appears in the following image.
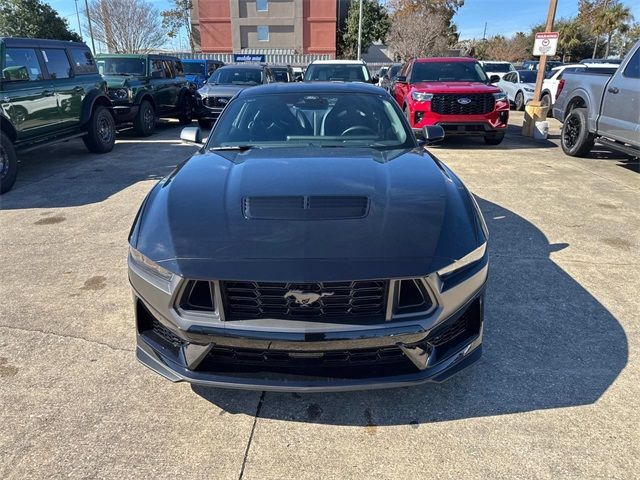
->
[113,88,128,99]
[411,91,433,102]
[437,242,487,278]
[524,87,534,93]
[129,247,174,283]
[492,92,508,102]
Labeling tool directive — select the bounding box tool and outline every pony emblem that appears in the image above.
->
[285,290,334,306]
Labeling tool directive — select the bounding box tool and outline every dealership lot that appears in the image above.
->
[1,113,639,478]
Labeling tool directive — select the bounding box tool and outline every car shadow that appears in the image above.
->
[578,146,640,174]
[0,121,194,210]
[192,197,628,425]
[429,123,557,150]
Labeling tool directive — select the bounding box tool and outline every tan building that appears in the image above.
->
[192,0,340,57]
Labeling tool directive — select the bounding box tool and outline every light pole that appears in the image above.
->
[357,0,363,60]
[74,0,82,40]
[84,0,97,54]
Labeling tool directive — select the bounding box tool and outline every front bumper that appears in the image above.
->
[130,259,488,392]
[407,99,510,135]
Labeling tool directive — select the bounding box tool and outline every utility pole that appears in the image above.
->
[357,0,363,60]
[532,0,558,103]
[482,22,487,40]
[84,0,96,54]
[74,0,83,40]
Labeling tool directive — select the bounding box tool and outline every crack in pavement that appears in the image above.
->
[238,391,266,480]
[0,324,132,353]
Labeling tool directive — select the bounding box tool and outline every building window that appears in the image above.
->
[256,0,268,12]
[257,25,269,42]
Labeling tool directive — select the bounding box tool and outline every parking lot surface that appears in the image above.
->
[1,114,639,479]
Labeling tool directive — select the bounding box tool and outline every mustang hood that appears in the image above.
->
[198,84,247,97]
[133,148,481,281]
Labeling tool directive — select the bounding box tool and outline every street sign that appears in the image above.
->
[533,32,559,56]
[233,54,266,63]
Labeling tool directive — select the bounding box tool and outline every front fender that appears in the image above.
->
[79,92,114,125]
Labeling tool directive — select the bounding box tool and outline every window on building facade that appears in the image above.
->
[256,0,268,12]
[257,25,269,42]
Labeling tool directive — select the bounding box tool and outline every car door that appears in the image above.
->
[501,73,516,101]
[149,57,173,113]
[598,47,640,145]
[164,59,182,110]
[40,47,82,127]
[496,73,511,99]
[1,46,60,139]
[65,46,100,126]
[393,62,411,105]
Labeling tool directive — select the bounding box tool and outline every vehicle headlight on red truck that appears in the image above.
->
[411,91,433,102]
[492,92,508,102]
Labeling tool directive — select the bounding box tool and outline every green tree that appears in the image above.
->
[338,0,391,59]
[595,2,633,57]
[161,0,197,52]
[556,19,594,62]
[0,0,82,42]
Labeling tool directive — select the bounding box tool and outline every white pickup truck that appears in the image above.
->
[553,40,640,158]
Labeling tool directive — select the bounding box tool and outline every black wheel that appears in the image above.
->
[83,106,116,153]
[178,95,194,125]
[0,131,18,194]
[540,93,552,109]
[561,108,595,157]
[198,118,213,129]
[133,100,155,137]
[484,132,505,145]
[515,91,525,111]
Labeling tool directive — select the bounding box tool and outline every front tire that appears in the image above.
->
[83,105,116,153]
[133,100,155,137]
[178,95,193,125]
[515,91,525,111]
[540,93,552,109]
[0,131,18,194]
[561,108,594,157]
[484,132,505,145]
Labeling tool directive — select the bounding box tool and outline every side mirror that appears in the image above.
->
[490,74,500,84]
[396,75,407,83]
[180,126,203,145]
[202,79,207,85]
[417,125,445,146]
[371,76,379,84]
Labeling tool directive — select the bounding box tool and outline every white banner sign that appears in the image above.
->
[533,32,559,56]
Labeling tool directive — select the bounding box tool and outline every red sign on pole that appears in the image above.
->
[533,32,559,56]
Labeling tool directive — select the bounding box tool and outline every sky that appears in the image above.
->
[46,0,640,49]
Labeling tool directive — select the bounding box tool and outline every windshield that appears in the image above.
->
[518,70,538,82]
[411,61,488,82]
[183,61,206,75]
[272,68,291,82]
[97,57,146,76]
[305,64,371,82]
[388,65,401,79]
[209,67,263,85]
[483,63,514,72]
[208,92,413,150]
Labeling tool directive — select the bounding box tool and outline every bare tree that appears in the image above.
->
[85,0,167,53]
[387,8,450,60]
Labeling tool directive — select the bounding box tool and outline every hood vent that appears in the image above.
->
[243,196,369,220]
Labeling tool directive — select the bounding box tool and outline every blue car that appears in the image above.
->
[181,59,225,89]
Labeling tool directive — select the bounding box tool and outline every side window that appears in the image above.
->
[623,48,640,78]
[2,48,43,81]
[509,73,517,83]
[42,49,72,79]
[163,60,175,78]
[174,60,184,76]
[69,48,97,75]
[151,59,166,78]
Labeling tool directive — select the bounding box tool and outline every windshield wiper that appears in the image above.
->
[209,145,257,151]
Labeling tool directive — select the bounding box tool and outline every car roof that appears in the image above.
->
[310,60,366,65]
[1,37,89,49]
[96,53,179,60]
[236,82,386,97]
[480,60,512,64]
[217,63,266,69]
[414,57,477,63]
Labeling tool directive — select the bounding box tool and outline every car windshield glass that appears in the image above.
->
[183,61,205,75]
[484,63,513,72]
[411,61,488,82]
[519,70,538,82]
[272,68,290,82]
[97,57,146,76]
[208,92,412,150]
[388,65,401,78]
[209,67,263,85]
[305,64,370,82]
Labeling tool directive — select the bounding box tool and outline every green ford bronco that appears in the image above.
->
[96,54,194,136]
[1,38,116,194]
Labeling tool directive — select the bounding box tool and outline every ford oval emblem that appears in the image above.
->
[218,98,229,104]
[457,97,472,105]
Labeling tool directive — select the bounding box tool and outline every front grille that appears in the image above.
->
[243,196,369,220]
[431,93,495,115]
[151,318,186,347]
[203,96,230,108]
[220,280,388,321]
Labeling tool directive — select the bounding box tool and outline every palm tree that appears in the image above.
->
[595,2,632,58]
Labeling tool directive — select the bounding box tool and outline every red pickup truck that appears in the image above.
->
[392,57,510,145]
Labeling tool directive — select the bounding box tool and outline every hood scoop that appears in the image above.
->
[243,196,369,220]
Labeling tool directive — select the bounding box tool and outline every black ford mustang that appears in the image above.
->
[129,82,489,391]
